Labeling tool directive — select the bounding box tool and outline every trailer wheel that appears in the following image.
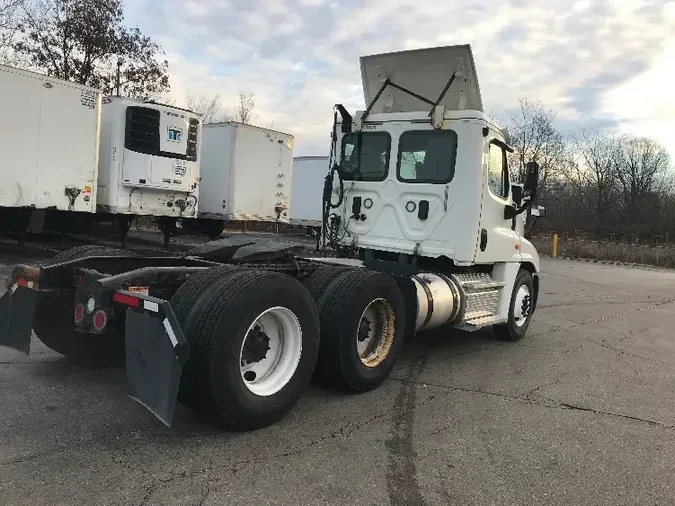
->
[186,270,320,430]
[169,265,238,407]
[301,266,353,301]
[316,269,405,392]
[33,246,135,367]
[493,268,534,342]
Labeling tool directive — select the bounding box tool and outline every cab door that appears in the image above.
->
[474,134,520,263]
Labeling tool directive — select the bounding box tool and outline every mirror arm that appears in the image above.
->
[504,199,534,220]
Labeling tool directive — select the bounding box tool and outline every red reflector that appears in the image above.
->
[74,304,85,324]
[16,277,29,287]
[93,310,107,331]
[112,293,140,307]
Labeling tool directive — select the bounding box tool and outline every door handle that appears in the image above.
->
[418,200,429,220]
[480,229,488,251]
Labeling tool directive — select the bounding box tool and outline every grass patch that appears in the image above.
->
[529,236,675,269]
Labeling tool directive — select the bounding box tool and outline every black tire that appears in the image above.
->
[185,270,320,430]
[315,269,405,392]
[302,266,353,301]
[169,265,238,407]
[493,268,535,342]
[34,245,136,367]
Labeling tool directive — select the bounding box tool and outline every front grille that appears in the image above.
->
[125,106,160,155]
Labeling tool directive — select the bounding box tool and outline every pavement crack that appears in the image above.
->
[278,410,392,459]
[392,378,675,430]
[586,338,652,361]
[530,299,675,338]
[540,397,675,430]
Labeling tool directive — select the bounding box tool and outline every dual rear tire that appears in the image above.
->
[171,268,320,431]
[172,265,407,430]
[303,267,406,392]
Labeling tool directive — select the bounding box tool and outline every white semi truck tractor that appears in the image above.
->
[0,44,544,431]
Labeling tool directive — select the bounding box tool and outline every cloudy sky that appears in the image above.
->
[123,0,675,158]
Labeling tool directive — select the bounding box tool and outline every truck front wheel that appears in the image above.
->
[493,268,535,342]
[315,270,405,392]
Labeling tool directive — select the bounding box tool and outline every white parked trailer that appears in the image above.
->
[97,97,201,221]
[0,64,101,214]
[185,122,293,236]
[289,156,329,228]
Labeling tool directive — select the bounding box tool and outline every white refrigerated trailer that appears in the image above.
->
[95,96,202,245]
[0,64,102,237]
[180,122,293,237]
[289,156,329,230]
[0,64,202,246]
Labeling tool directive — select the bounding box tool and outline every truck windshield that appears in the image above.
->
[397,130,457,184]
[340,132,391,181]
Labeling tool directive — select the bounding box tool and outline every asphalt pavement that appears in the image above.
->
[0,250,674,506]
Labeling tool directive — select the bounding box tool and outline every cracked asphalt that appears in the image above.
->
[1,251,674,506]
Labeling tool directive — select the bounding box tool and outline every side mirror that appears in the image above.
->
[530,205,546,217]
[523,161,539,201]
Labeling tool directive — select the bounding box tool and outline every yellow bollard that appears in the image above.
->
[552,234,558,258]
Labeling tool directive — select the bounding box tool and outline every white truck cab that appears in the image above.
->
[323,44,544,338]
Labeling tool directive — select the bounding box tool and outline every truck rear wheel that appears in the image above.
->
[493,268,534,342]
[182,270,320,430]
[33,245,135,367]
[315,269,405,392]
[169,265,238,408]
[301,265,353,300]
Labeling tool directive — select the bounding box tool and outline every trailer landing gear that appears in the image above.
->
[157,217,179,249]
[116,214,134,249]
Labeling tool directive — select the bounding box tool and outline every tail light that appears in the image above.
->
[93,310,108,332]
[74,304,85,324]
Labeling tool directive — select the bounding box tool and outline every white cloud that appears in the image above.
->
[124,0,675,158]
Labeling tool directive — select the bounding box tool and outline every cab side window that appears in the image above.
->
[487,142,509,199]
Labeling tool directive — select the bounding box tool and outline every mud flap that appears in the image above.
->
[0,284,39,355]
[118,291,189,427]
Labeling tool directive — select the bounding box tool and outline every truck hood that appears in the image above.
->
[359,44,483,114]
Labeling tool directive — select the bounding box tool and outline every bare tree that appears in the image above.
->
[0,0,24,59]
[572,129,619,234]
[615,135,671,212]
[184,91,231,123]
[233,91,257,124]
[505,97,566,191]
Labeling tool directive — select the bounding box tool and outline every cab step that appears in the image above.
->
[454,273,505,324]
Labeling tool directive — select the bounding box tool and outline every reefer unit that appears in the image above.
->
[198,122,294,222]
[97,97,201,218]
[0,64,101,213]
[289,156,329,228]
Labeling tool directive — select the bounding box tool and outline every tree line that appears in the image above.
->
[0,0,256,123]
[501,98,673,242]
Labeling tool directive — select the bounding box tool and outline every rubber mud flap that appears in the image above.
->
[124,308,184,427]
[0,286,38,355]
